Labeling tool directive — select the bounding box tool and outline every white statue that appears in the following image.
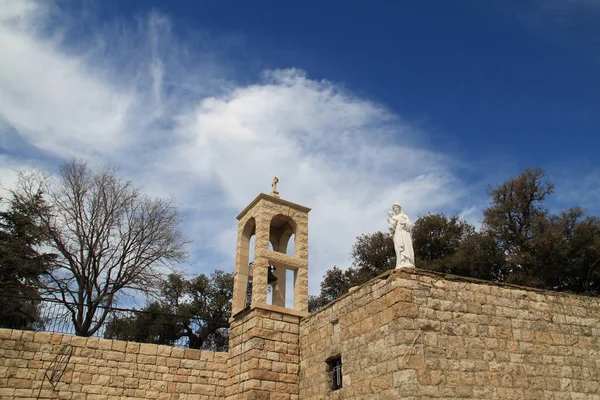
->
[388,203,415,268]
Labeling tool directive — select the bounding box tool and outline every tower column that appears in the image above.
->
[251,256,268,305]
[272,266,287,307]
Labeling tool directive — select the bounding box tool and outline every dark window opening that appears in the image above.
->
[327,356,342,391]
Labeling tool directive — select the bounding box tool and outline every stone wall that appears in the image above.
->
[0,329,227,400]
[226,307,301,400]
[299,269,600,399]
[3,269,600,400]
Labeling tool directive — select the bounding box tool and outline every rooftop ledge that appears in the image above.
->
[230,303,309,322]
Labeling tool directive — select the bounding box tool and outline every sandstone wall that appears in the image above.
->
[299,269,600,399]
[0,329,227,400]
[226,307,301,400]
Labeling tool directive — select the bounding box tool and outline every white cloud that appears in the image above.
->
[0,0,38,23]
[458,205,483,230]
[0,2,133,159]
[0,1,471,294]
[149,69,466,289]
[0,155,21,194]
[0,154,42,208]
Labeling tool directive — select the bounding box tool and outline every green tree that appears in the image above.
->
[526,209,600,293]
[0,193,53,330]
[481,168,600,292]
[176,270,233,350]
[309,232,396,312]
[105,270,233,350]
[482,167,553,284]
[308,266,351,312]
[412,213,474,273]
[450,231,508,282]
[412,214,508,281]
[562,216,600,293]
[104,302,183,345]
[350,232,396,281]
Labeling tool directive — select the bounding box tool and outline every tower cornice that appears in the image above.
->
[236,192,311,220]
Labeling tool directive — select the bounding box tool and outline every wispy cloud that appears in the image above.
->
[0,1,472,293]
[0,2,133,159]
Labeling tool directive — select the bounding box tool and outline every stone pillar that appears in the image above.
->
[227,308,302,400]
[232,218,254,315]
[292,215,309,312]
[252,257,269,305]
[272,266,287,308]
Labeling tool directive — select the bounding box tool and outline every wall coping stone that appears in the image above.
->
[303,267,600,321]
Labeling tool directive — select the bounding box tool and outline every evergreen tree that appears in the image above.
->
[0,193,53,330]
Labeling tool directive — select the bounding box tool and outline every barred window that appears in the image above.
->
[327,356,342,391]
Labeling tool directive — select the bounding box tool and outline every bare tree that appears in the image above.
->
[12,160,188,336]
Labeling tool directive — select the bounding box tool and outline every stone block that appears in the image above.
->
[281,333,297,344]
[156,345,172,357]
[19,331,34,342]
[111,340,127,352]
[184,348,201,360]
[70,336,88,347]
[139,343,158,355]
[91,374,111,386]
[123,377,139,388]
[125,342,140,353]
[33,332,52,344]
[248,369,280,381]
[166,358,181,368]
[104,350,125,361]
[97,339,112,350]
[180,359,200,369]
[170,347,185,358]
[191,383,214,395]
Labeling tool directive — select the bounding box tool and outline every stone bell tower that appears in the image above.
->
[230,177,310,316]
[227,178,310,400]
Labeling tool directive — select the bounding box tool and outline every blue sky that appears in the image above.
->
[1,0,599,297]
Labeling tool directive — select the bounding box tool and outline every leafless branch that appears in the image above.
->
[11,160,189,336]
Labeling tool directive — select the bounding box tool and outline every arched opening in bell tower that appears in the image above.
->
[241,218,256,308]
[268,214,297,308]
[269,214,296,254]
